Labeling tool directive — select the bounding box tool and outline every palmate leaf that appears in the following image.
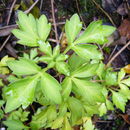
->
[5,76,39,113]
[65,14,82,44]
[17,11,38,38]
[40,72,62,104]
[72,44,103,60]
[72,78,105,103]
[74,20,116,45]
[12,11,51,47]
[7,58,41,76]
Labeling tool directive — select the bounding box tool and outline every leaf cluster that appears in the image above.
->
[0,11,130,130]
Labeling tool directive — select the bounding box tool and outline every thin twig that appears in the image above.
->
[92,0,116,26]
[40,0,44,11]
[75,0,86,28]
[48,38,57,43]
[51,0,59,45]
[7,0,17,25]
[0,35,11,52]
[106,41,130,67]
[108,45,118,60]
[24,0,39,14]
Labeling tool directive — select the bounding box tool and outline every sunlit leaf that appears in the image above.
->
[112,91,127,112]
[74,20,116,45]
[61,77,72,100]
[72,78,105,103]
[38,41,52,56]
[65,14,82,44]
[7,58,41,76]
[99,103,107,116]
[83,119,94,130]
[56,62,70,76]
[72,44,102,60]
[106,100,114,110]
[37,14,51,41]
[67,97,84,125]
[40,72,62,104]
[68,53,87,72]
[3,120,28,130]
[71,63,99,78]
[5,76,39,113]
[121,78,130,87]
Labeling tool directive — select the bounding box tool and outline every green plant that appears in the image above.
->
[1,11,130,130]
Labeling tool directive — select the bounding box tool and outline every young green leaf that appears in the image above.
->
[30,108,47,130]
[118,69,125,83]
[53,45,60,58]
[83,119,94,130]
[12,11,39,47]
[7,58,41,76]
[37,14,51,41]
[5,76,39,113]
[83,104,99,117]
[71,63,99,78]
[106,100,114,110]
[56,54,69,62]
[56,62,70,76]
[38,41,52,56]
[68,53,87,71]
[39,56,53,64]
[72,44,102,60]
[62,116,72,130]
[17,11,38,38]
[99,103,107,116]
[67,97,84,125]
[112,91,127,112]
[61,77,72,100]
[3,120,28,130]
[119,84,130,99]
[46,105,57,122]
[105,70,118,86]
[72,78,105,103]
[40,72,62,104]
[30,48,38,60]
[121,78,130,87]
[74,20,116,45]
[51,116,64,129]
[96,62,105,79]
[8,108,30,122]
[65,14,82,44]
[12,29,38,47]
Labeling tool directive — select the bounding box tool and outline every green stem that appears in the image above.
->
[63,46,72,54]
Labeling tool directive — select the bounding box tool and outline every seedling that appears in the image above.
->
[1,11,130,130]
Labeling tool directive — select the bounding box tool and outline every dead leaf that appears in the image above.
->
[118,19,130,39]
[0,24,17,37]
[123,64,130,74]
[119,114,130,124]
